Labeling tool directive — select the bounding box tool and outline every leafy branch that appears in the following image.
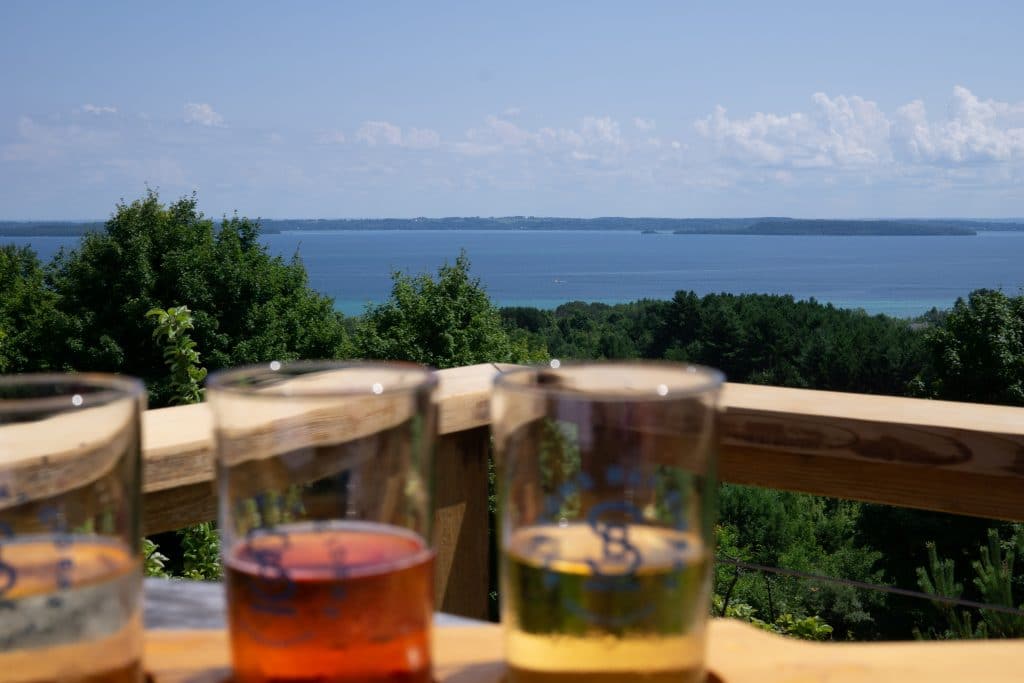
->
[147,305,207,405]
[145,304,221,579]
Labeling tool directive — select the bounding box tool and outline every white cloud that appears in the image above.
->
[671,140,682,150]
[404,127,441,149]
[810,93,891,164]
[633,117,656,131]
[581,116,623,147]
[483,116,537,146]
[316,130,347,145]
[695,93,890,168]
[183,103,224,127]
[457,116,537,155]
[356,120,403,146]
[538,126,582,149]
[80,104,117,115]
[354,121,440,149]
[453,114,633,170]
[694,86,1024,179]
[894,86,1024,164]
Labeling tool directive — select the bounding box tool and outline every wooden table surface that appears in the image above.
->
[143,579,1024,682]
[145,620,1024,683]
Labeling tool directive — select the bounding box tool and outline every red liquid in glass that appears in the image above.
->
[226,522,433,683]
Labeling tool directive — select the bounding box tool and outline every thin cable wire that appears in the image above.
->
[716,555,1024,618]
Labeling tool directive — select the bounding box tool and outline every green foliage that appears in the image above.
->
[504,293,925,394]
[537,419,583,521]
[504,300,664,362]
[142,538,171,578]
[147,306,207,405]
[713,594,834,640]
[773,613,835,640]
[144,302,221,579]
[0,245,67,373]
[45,190,347,406]
[920,289,1024,405]
[972,527,1024,637]
[715,485,885,640]
[915,541,978,639]
[916,527,1024,639]
[856,504,997,638]
[178,522,222,580]
[354,252,542,368]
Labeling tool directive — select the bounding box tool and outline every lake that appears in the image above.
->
[11,230,1024,318]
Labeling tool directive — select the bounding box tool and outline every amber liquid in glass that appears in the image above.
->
[226,521,434,683]
[0,536,142,683]
[503,524,710,683]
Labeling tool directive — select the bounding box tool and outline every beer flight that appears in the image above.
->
[0,360,722,683]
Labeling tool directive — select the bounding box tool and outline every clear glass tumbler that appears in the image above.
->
[207,361,438,683]
[0,374,146,683]
[493,361,724,683]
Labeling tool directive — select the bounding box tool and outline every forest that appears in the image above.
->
[1,191,1022,640]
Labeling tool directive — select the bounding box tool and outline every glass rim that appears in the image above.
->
[206,359,439,399]
[0,372,145,414]
[493,359,725,401]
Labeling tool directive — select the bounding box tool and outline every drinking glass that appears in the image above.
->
[207,361,438,683]
[0,374,146,683]
[493,361,723,683]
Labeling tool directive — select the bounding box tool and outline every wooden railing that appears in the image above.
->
[141,362,1024,621]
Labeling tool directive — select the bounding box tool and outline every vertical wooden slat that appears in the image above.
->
[432,426,492,620]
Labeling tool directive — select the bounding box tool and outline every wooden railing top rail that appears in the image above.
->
[141,362,1024,534]
[720,382,1024,521]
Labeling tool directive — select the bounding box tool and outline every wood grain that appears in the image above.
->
[0,401,135,505]
[433,426,492,621]
[142,620,1024,683]
[720,383,1024,520]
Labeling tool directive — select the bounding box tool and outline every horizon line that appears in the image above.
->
[3,215,1024,223]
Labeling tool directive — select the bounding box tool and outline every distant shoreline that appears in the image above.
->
[2,216,1023,237]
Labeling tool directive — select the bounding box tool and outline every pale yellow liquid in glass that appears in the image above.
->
[503,523,711,683]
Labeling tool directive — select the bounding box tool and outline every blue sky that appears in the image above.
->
[2,1,1023,219]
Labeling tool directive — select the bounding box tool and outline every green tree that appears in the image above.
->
[46,191,347,405]
[354,252,541,368]
[715,484,885,640]
[0,245,67,373]
[916,527,1024,639]
[921,289,1024,405]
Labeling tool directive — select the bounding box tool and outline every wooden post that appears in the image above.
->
[432,426,492,621]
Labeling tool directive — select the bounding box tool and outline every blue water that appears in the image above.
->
[11,230,1024,318]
